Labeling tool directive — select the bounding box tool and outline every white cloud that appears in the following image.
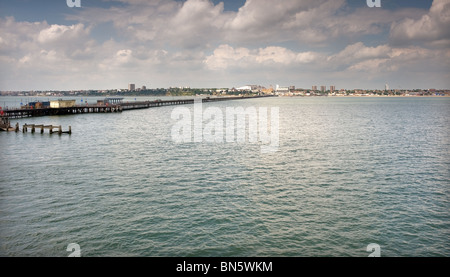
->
[204,44,320,70]
[204,44,251,70]
[327,42,391,66]
[205,42,447,79]
[0,0,449,90]
[37,23,90,44]
[390,0,450,46]
[69,0,231,48]
[162,0,230,48]
[68,0,403,48]
[335,43,447,77]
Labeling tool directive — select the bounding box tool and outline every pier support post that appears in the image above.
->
[15,123,19,132]
[31,124,35,133]
[58,125,62,135]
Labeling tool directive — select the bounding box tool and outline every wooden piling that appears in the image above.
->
[20,123,70,134]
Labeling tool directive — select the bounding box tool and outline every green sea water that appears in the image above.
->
[0,96,448,256]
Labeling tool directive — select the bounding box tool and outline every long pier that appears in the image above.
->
[3,104,123,119]
[1,95,275,119]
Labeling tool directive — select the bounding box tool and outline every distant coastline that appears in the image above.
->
[279,94,450,97]
[1,87,449,98]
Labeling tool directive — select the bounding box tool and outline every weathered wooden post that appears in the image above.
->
[31,124,35,133]
[58,125,62,135]
[68,126,72,134]
[15,123,19,132]
[49,125,53,134]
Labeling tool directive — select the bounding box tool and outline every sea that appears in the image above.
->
[0,96,449,257]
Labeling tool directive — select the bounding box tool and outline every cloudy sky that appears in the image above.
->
[0,0,449,91]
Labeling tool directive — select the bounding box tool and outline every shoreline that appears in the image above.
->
[278,95,450,97]
[1,94,449,98]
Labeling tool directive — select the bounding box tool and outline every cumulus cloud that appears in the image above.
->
[327,42,391,67]
[390,0,450,46]
[204,45,251,70]
[204,44,320,70]
[0,0,449,90]
[332,43,445,76]
[162,0,230,48]
[69,0,413,48]
[205,41,446,79]
[37,23,90,44]
[69,0,230,48]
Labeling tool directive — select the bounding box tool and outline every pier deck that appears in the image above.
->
[1,95,275,119]
[3,105,123,119]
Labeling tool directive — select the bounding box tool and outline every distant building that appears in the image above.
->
[128,84,136,91]
[50,100,76,108]
[321,86,326,92]
[261,88,274,94]
[385,84,389,91]
[330,86,336,92]
[236,85,260,92]
[236,85,252,91]
[142,86,146,90]
[312,86,317,91]
[276,85,290,93]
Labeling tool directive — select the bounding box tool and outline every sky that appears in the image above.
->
[0,0,449,91]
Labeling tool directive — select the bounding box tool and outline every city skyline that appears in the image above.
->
[0,0,449,91]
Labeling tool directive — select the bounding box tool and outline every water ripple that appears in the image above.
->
[0,96,449,256]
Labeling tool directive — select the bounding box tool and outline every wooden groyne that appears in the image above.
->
[22,124,71,135]
[0,120,72,134]
[1,95,276,119]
